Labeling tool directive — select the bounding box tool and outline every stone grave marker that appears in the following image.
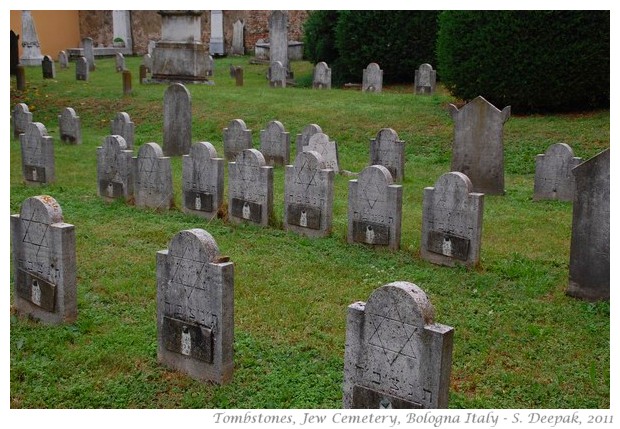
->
[133,142,174,210]
[343,281,454,408]
[347,165,402,250]
[533,143,582,201]
[449,96,510,195]
[58,50,68,69]
[182,142,225,219]
[362,63,383,92]
[223,119,252,161]
[110,112,135,150]
[260,120,290,166]
[228,149,274,226]
[13,103,33,138]
[82,37,95,71]
[16,65,26,90]
[116,52,125,72]
[97,135,134,202]
[234,66,243,86]
[414,63,436,95]
[209,11,225,55]
[304,132,340,174]
[567,149,610,301]
[269,61,287,88]
[163,83,192,156]
[156,229,234,384]
[148,40,157,56]
[313,62,332,89]
[139,64,148,84]
[205,55,214,77]
[42,55,56,79]
[20,122,55,185]
[11,195,77,325]
[295,124,322,155]
[58,107,82,145]
[232,19,245,55]
[20,11,43,66]
[122,70,132,95]
[370,128,405,182]
[143,53,152,73]
[269,11,289,73]
[76,56,89,81]
[421,172,484,267]
[284,151,335,238]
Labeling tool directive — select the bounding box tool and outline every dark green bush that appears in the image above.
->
[303,10,340,66]
[437,11,610,113]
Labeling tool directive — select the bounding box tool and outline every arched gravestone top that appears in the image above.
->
[164,82,192,101]
[265,120,285,135]
[167,228,220,265]
[545,142,575,158]
[376,128,399,144]
[297,123,322,154]
[433,171,474,208]
[365,281,435,329]
[358,164,394,188]
[24,122,50,144]
[235,148,266,167]
[60,107,78,122]
[20,195,64,226]
[293,149,326,172]
[13,103,33,137]
[190,141,218,160]
[114,111,131,125]
[102,134,128,152]
[306,132,339,173]
[227,118,249,135]
[139,142,165,158]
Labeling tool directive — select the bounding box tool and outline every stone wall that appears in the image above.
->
[79,10,113,47]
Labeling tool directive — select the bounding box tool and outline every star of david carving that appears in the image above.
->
[168,245,208,291]
[21,217,50,259]
[360,178,385,210]
[295,157,318,192]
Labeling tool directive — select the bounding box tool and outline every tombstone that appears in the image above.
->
[421,172,484,267]
[110,112,135,150]
[115,52,125,72]
[370,128,405,182]
[304,132,340,174]
[82,37,96,72]
[139,65,148,84]
[313,62,331,89]
[20,122,55,185]
[205,55,214,77]
[223,119,252,161]
[234,66,243,86]
[142,53,152,73]
[148,40,157,56]
[163,83,192,156]
[362,63,383,92]
[16,65,26,90]
[209,10,225,55]
[228,149,274,226]
[156,229,234,384]
[533,143,582,201]
[112,10,133,52]
[567,149,610,301]
[343,281,454,408]
[284,151,335,238]
[76,56,89,81]
[97,135,134,202]
[295,124,322,156]
[449,96,510,195]
[58,50,68,69]
[348,165,402,250]
[12,103,33,139]
[269,11,289,74]
[58,107,82,145]
[414,63,436,95]
[259,120,290,166]
[182,142,225,219]
[41,55,56,79]
[20,11,44,66]
[232,19,245,55]
[11,30,20,75]
[10,196,77,325]
[133,142,174,210]
[122,70,132,95]
[269,61,287,88]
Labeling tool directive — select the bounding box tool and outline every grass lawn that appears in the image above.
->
[9,55,610,409]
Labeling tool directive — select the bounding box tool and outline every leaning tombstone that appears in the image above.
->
[223,119,252,161]
[12,103,33,138]
[304,132,340,174]
[10,195,77,325]
[414,63,436,95]
[20,122,55,185]
[115,52,125,72]
[58,107,82,145]
[58,50,68,69]
[284,151,334,238]
[449,96,510,195]
[75,56,89,81]
[163,83,192,156]
[156,229,234,384]
[182,142,225,219]
[269,61,287,88]
[41,55,56,79]
[567,148,610,301]
[343,281,454,408]
[133,142,174,210]
[295,123,322,155]
[228,149,274,226]
[82,36,96,71]
[347,165,402,250]
[421,172,484,267]
[259,120,290,166]
[313,62,332,89]
[369,128,405,182]
[533,143,582,201]
[110,112,135,150]
[97,135,134,202]
[362,62,383,92]
[122,70,132,95]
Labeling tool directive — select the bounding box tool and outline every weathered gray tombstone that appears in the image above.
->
[567,149,610,301]
[370,128,405,182]
[260,120,290,166]
[313,62,331,89]
[209,10,225,55]
[421,172,484,267]
[76,56,89,81]
[58,107,82,145]
[16,65,26,91]
[82,37,96,71]
[223,119,252,161]
[347,165,402,250]
[182,142,225,219]
[20,122,55,185]
[228,149,274,226]
[11,195,77,325]
[20,10,43,66]
[449,96,510,195]
[269,11,289,74]
[304,132,340,174]
[97,135,134,202]
[343,281,454,409]
[41,55,56,79]
[295,124,322,156]
[122,70,132,95]
[362,63,383,92]
[13,103,33,138]
[58,50,68,69]
[533,143,582,201]
[232,19,245,55]
[115,52,125,72]
[156,229,234,384]
[414,63,436,95]
[163,83,192,156]
[142,53,152,73]
[110,112,135,150]
[269,61,287,88]
[284,151,335,238]
[205,54,214,77]
[133,142,174,210]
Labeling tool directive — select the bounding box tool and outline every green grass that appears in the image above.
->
[9,56,610,409]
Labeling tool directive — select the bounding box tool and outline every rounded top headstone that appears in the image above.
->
[20,195,64,225]
[228,118,248,131]
[435,171,474,194]
[168,228,220,263]
[358,164,394,186]
[375,128,399,143]
[265,120,285,134]
[545,142,575,158]
[138,142,164,158]
[24,122,49,141]
[365,281,435,327]
[190,141,218,160]
[235,148,266,167]
[103,135,128,151]
[294,150,326,170]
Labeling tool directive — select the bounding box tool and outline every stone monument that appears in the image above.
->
[182,142,225,219]
[163,83,192,156]
[370,128,405,182]
[362,63,383,92]
[133,142,174,210]
[304,132,340,174]
[20,122,55,185]
[12,103,33,138]
[20,11,44,66]
[97,135,134,202]
[209,10,225,55]
[260,120,290,166]
[313,62,331,89]
[232,20,245,55]
[414,63,436,95]
[295,124,322,156]
[533,143,582,201]
[228,149,274,226]
[110,112,135,150]
[58,107,82,145]
[223,119,252,161]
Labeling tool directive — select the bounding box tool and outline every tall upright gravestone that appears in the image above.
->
[304,132,340,174]
[76,56,89,81]
[362,63,383,92]
[414,63,436,95]
[12,103,33,138]
[20,11,43,66]
[260,120,290,166]
[42,55,56,79]
[269,61,287,88]
[228,149,274,226]
[370,128,405,182]
[567,149,609,301]
[209,10,225,55]
[20,122,55,185]
[343,282,454,408]
[82,37,96,72]
[110,112,135,150]
[97,135,134,202]
[269,11,289,75]
[58,107,82,145]
[313,62,331,89]
[295,123,322,155]
[133,142,174,210]
[157,229,234,384]
[11,195,77,325]
[182,142,225,219]
[232,19,245,55]
[58,50,68,69]
[533,143,582,201]
[163,83,192,156]
[223,119,252,161]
